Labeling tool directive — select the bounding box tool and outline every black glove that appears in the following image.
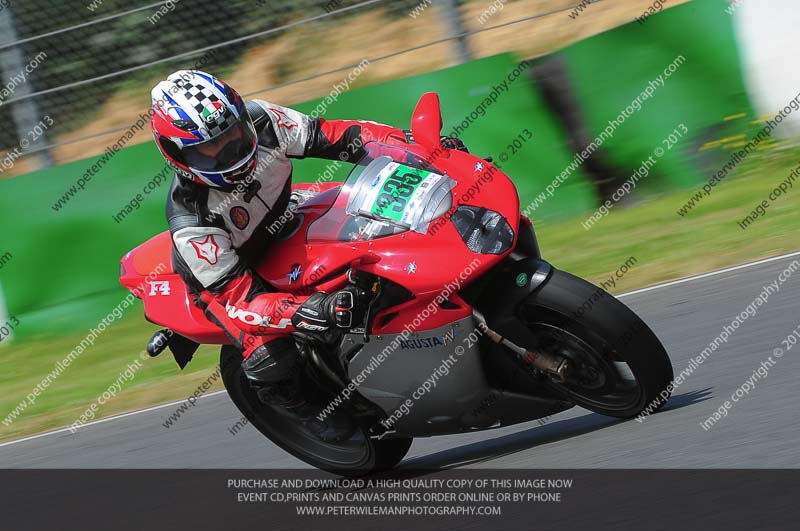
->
[440,136,469,152]
[292,287,368,332]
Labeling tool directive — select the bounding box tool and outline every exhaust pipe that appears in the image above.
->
[472,310,570,383]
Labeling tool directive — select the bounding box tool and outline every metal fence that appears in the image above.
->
[0,0,599,176]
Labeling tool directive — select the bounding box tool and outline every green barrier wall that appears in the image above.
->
[562,0,755,194]
[0,0,754,339]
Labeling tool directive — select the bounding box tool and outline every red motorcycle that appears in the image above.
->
[120,93,673,476]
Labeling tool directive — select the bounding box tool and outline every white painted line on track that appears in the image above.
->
[617,250,800,299]
[0,391,227,449]
[2,250,799,450]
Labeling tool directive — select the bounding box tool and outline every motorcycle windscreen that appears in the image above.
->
[307,146,454,243]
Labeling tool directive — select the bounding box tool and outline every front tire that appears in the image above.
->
[220,346,412,476]
[518,269,673,419]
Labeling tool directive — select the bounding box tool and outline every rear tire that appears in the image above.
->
[220,346,412,476]
[519,269,673,419]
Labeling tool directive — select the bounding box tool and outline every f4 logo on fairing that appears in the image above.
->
[149,281,171,296]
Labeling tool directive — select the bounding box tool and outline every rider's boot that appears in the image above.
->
[241,337,356,443]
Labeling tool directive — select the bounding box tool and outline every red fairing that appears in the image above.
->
[120,233,229,345]
[372,293,474,336]
[122,92,520,349]
[254,146,519,335]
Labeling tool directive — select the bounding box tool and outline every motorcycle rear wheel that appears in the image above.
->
[518,269,674,419]
[220,346,412,477]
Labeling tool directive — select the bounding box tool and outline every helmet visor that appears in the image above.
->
[182,119,257,173]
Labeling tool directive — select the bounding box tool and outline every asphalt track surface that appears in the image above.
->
[2,252,799,469]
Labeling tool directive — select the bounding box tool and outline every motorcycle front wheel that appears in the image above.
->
[220,346,412,477]
[518,269,674,419]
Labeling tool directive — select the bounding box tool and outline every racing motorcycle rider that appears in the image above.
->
[150,70,467,442]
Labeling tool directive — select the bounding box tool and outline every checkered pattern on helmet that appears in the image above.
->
[182,82,238,137]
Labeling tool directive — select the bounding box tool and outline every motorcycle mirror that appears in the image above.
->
[411,92,444,152]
